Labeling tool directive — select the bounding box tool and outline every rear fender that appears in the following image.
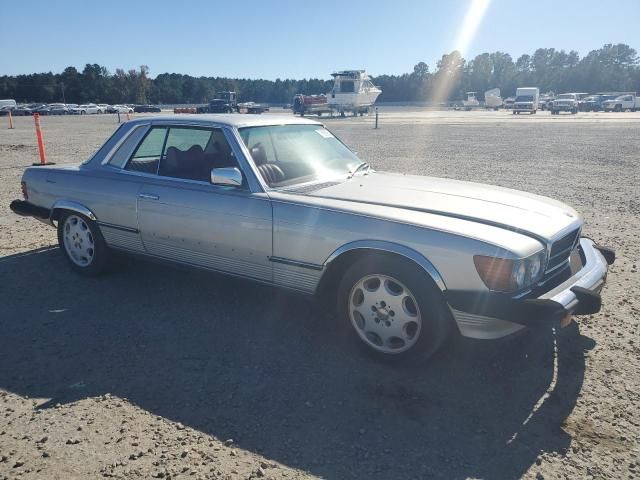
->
[50,200,97,223]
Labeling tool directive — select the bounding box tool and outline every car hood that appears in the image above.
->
[307,172,580,241]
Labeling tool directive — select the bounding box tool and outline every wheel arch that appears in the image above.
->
[50,200,97,223]
[316,240,447,302]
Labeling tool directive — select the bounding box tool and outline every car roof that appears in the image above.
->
[128,114,322,129]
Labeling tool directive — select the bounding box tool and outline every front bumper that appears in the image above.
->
[513,104,535,112]
[552,104,576,111]
[447,238,614,339]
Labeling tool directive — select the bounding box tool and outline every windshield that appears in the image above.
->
[239,124,362,187]
[557,94,576,99]
[515,95,533,102]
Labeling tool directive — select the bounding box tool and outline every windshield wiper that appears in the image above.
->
[348,162,371,178]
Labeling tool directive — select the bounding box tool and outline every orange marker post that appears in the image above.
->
[32,113,55,166]
[8,110,14,129]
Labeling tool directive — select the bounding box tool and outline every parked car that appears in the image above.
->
[11,104,36,116]
[112,105,134,113]
[551,93,579,114]
[9,115,615,363]
[602,94,639,112]
[70,104,100,115]
[33,104,53,115]
[578,94,616,112]
[49,103,69,115]
[538,96,554,110]
[134,104,162,113]
[97,104,112,114]
[502,97,515,109]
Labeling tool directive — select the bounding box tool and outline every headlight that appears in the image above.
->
[474,251,546,292]
[528,253,542,279]
[513,261,527,289]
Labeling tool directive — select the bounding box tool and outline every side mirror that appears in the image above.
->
[211,167,243,187]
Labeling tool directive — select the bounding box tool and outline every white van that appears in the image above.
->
[0,99,17,112]
[513,88,539,114]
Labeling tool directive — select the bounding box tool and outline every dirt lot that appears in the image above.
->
[0,110,638,479]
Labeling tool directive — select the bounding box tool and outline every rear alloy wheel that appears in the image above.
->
[57,212,108,275]
[338,255,451,363]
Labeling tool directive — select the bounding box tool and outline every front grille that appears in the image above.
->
[547,228,581,272]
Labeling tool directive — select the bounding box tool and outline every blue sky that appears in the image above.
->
[2,0,638,79]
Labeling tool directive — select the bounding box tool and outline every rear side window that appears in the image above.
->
[164,128,211,151]
[158,127,238,182]
[108,126,148,168]
[126,127,168,174]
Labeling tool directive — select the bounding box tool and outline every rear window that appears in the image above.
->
[126,127,168,174]
[108,126,148,168]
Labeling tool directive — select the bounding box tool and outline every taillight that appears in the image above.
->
[21,181,28,200]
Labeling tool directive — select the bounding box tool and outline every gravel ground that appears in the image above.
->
[0,110,638,480]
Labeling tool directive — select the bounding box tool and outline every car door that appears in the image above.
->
[125,124,273,282]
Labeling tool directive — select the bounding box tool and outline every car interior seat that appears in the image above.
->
[250,143,285,186]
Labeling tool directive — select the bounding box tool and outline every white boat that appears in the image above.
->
[327,70,382,114]
[293,70,382,117]
[484,88,503,109]
[462,92,480,110]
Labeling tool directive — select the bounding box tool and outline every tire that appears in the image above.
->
[57,211,108,276]
[337,255,452,363]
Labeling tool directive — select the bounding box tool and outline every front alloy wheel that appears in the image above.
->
[338,255,452,362]
[349,274,422,354]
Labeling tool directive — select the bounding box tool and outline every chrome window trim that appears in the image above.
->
[228,125,271,192]
[113,121,264,195]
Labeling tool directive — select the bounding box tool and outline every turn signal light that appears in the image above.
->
[473,255,514,292]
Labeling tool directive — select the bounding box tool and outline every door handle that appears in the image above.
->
[138,193,159,200]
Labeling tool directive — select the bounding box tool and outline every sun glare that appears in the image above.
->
[429,0,491,106]
[455,0,491,57]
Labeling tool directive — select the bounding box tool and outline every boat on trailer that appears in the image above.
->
[293,70,382,117]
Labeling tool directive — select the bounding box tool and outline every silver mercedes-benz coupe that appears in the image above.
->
[10,115,614,363]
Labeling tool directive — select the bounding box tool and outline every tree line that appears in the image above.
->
[0,43,637,105]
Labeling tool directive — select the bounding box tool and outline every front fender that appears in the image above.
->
[323,239,447,292]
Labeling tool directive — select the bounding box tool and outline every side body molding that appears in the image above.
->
[50,200,97,222]
[323,240,447,292]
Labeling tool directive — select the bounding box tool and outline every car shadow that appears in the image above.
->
[0,247,594,479]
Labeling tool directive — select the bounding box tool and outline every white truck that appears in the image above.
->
[550,93,579,115]
[513,87,539,114]
[0,99,17,114]
[602,94,639,112]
